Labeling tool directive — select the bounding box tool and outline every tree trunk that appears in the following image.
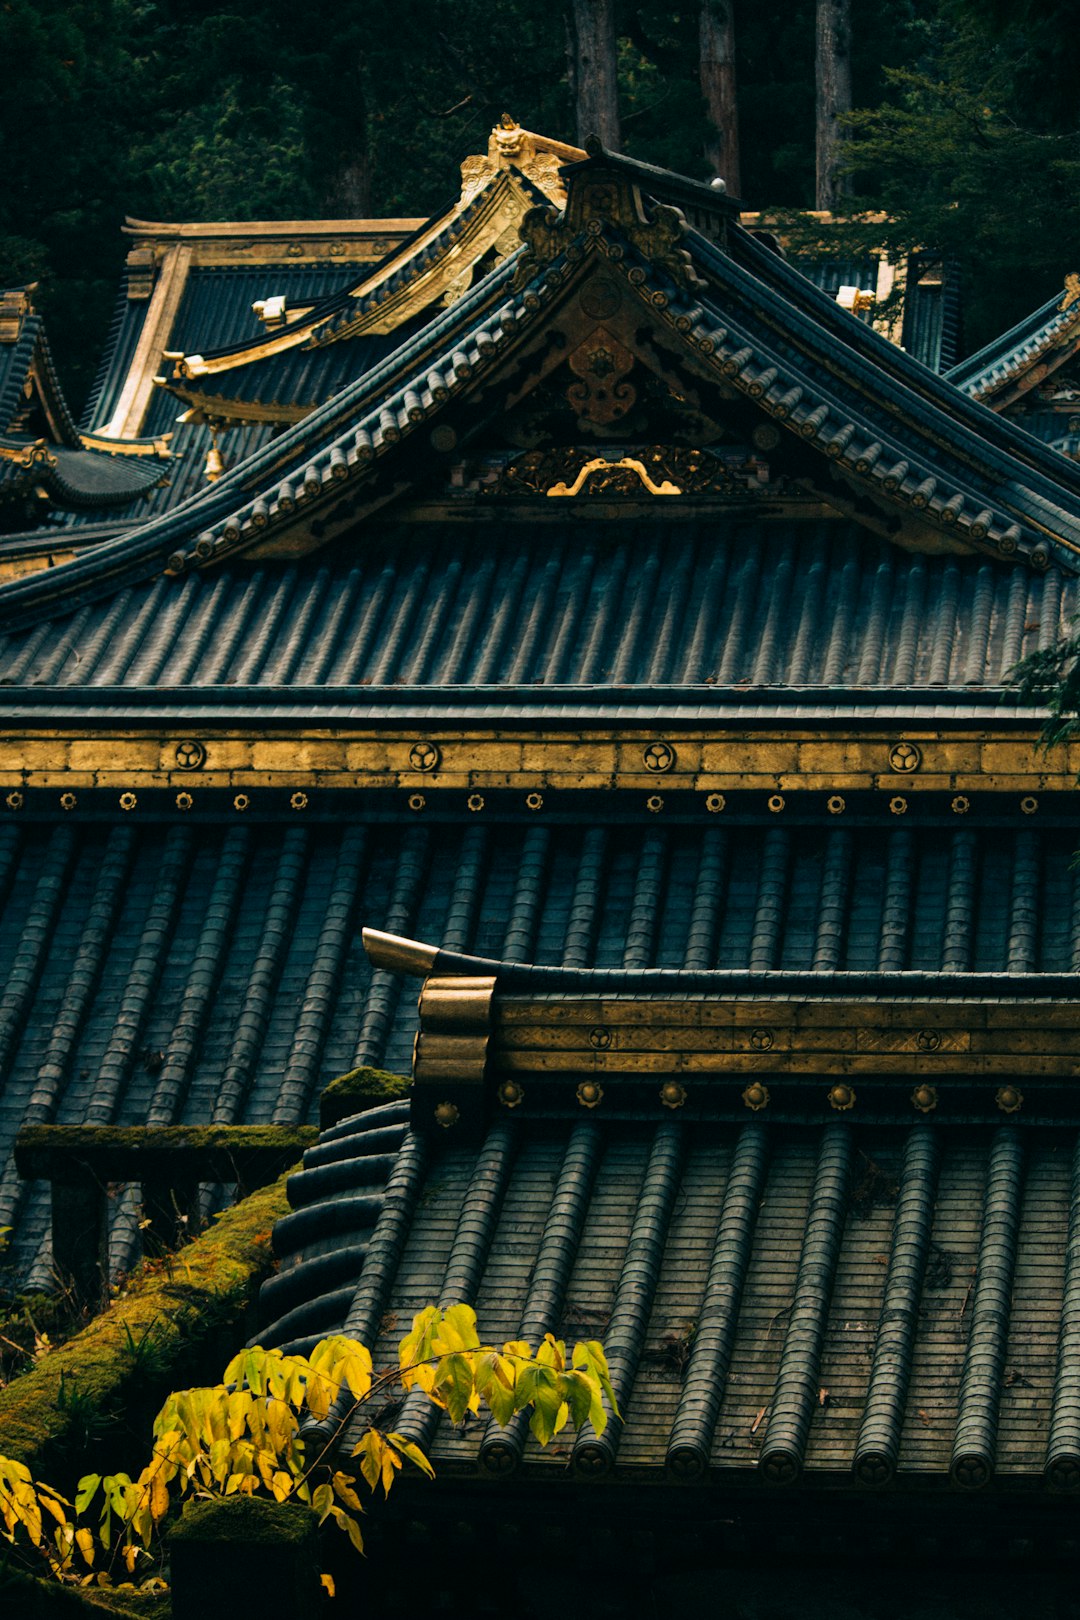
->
[329,157,372,218]
[699,1,740,195]
[566,0,621,149]
[815,0,852,210]
[325,55,372,217]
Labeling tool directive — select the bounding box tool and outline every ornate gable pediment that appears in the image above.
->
[9,142,1080,625]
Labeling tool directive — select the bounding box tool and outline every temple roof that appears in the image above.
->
[158,125,581,424]
[5,143,1080,636]
[6,141,1080,1508]
[0,523,1071,715]
[3,813,1080,1292]
[261,1104,1069,1490]
[32,122,577,542]
[55,214,425,536]
[249,909,1080,1492]
[946,276,1080,412]
[0,288,172,533]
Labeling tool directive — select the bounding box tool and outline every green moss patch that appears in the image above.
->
[0,1173,294,1479]
[320,1066,409,1129]
[172,1494,316,1547]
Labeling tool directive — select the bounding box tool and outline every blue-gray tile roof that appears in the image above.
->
[259,1107,1072,1486]
[3,814,1080,1291]
[0,523,1070,694]
[946,285,1080,408]
[11,163,1080,623]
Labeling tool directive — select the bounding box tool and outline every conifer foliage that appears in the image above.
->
[3,2,1079,398]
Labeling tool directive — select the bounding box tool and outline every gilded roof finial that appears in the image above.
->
[458,118,584,207]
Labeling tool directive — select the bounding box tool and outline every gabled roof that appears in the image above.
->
[946,276,1080,411]
[48,124,578,538]
[159,123,583,427]
[0,288,172,531]
[6,142,1080,631]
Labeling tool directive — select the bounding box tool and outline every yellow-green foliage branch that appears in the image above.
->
[0,1305,616,1597]
[0,1173,292,1476]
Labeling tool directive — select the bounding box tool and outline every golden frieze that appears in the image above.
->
[483,444,751,499]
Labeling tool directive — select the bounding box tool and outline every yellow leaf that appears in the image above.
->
[387,1434,437,1481]
[266,1396,297,1458]
[149,1466,169,1524]
[353,1430,382,1492]
[321,1572,336,1597]
[331,1471,363,1512]
[330,1505,365,1554]
[75,1527,95,1567]
[380,1444,401,1497]
[38,1492,67,1526]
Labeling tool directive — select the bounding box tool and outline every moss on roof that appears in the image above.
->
[0,1172,294,1479]
[320,1066,410,1128]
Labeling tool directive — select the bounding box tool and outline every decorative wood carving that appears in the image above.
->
[483,444,747,497]
[514,159,707,293]
[566,327,636,425]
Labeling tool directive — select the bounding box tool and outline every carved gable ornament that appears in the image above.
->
[514,142,707,295]
[482,446,767,499]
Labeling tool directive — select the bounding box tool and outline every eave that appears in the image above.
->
[946,277,1080,410]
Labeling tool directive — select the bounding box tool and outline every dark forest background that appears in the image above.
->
[4,0,1079,405]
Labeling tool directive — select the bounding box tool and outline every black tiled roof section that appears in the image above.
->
[3,817,1080,1288]
[171,184,484,371]
[73,263,377,522]
[165,321,426,417]
[794,257,878,300]
[0,522,1070,691]
[0,437,169,509]
[263,1112,1075,1485]
[946,287,1080,405]
[152,263,375,398]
